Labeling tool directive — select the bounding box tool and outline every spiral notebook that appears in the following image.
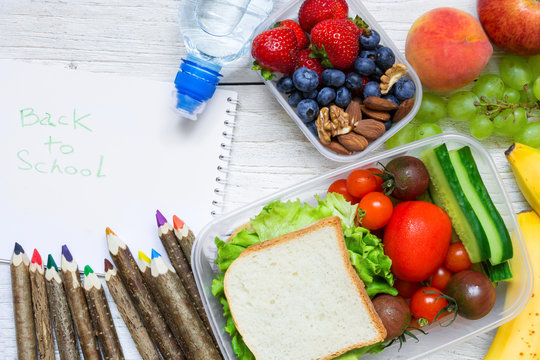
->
[0,60,238,270]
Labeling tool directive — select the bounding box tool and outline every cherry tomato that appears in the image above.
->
[328,179,359,204]
[358,192,393,230]
[347,169,378,199]
[394,279,422,299]
[410,286,450,324]
[430,266,453,291]
[367,167,384,192]
[444,241,472,272]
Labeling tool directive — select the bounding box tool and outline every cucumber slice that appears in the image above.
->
[450,147,513,264]
[421,144,491,263]
[482,261,512,282]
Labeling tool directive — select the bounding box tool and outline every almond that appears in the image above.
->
[336,132,368,152]
[364,97,398,111]
[322,140,352,155]
[360,105,391,122]
[353,119,386,141]
[392,98,415,123]
[345,97,362,125]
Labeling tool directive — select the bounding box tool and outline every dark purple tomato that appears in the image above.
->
[445,270,496,320]
[372,294,412,340]
[385,156,430,200]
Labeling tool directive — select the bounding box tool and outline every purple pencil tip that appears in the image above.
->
[14,242,24,255]
[62,244,73,262]
[156,210,168,227]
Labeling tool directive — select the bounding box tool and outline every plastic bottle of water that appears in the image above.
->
[176,0,275,119]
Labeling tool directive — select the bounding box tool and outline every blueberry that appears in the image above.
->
[321,69,346,87]
[317,87,336,107]
[296,99,320,123]
[360,50,377,60]
[293,67,319,92]
[354,58,375,76]
[276,76,294,93]
[370,66,384,81]
[363,81,381,98]
[360,30,380,50]
[394,77,416,101]
[303,89,318,99]
[288,91,304,107]
[375,47,395,70]
[306,121,319,138]
[345,72,364,91]
[383,119,392,131]
[335,87,352,108]
[382,94,399,107]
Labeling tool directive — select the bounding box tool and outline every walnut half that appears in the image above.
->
[315,105,352,145]
[380,63,408,95]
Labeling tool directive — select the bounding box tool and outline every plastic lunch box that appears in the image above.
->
[253,0,423,162]
[193,133,533,359]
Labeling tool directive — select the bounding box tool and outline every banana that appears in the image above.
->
[484,210,540,360]
[505,143,540,215]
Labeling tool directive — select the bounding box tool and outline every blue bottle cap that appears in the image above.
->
[175,56,222,119]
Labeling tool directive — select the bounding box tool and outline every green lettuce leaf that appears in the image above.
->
[212,193,396,359]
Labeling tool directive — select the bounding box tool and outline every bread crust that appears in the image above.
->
[224,216,387,360]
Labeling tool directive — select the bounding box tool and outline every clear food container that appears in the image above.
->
[193,133,532,359]
[254,0,423,162]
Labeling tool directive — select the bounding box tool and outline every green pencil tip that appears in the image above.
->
[84,265,94,276]
[46,254,58,271]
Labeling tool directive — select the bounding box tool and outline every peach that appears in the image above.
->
[405,8,493,92]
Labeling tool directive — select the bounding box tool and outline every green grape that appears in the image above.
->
[529,55,540,79]
[415,92,447,123]
[493,108,528,136]
[447,91,479,121]
[386,124,416,149]
[503,87,521,104]
[470,114,494,140]
[533,76,540,102]
[499,54,533,91]
[472,74,505,101]
[515,122,540,148]
[416,123,442,139]
[519,83,539,104]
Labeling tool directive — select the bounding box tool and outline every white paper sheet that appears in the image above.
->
[0,60,237,271]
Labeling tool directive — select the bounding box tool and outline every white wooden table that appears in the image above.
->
[0,0,530,359]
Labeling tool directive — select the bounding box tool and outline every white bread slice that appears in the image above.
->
[223,216,386,360]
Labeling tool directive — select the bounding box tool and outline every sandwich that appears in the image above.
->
[224,216,387,360]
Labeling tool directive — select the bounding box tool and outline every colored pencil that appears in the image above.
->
[105,259,160,360]
[10,243,37,360]
[157,210,215,344]
[29,249,55,360]
[172,215,195,265]
[61,245,101,360]
[106,228,183,360]
[83,265,124,360]
[151,251,221,360]
[45,255,80,360]
[137,251,154,293]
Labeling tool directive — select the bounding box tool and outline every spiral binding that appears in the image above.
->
[211,94,238,217]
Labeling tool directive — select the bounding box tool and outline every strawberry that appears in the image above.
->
[295,49,324,81]
[298,0,349,33]
[310,19,361,70]
[251,27,299,80]
[276,19,309,49]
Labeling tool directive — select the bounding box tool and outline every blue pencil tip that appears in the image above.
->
[62,244,73,262]
[14,242,24,255]
[151,249,161,259]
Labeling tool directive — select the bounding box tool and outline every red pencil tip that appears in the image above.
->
[104,259,114,272]
[172,215,185,230]
[31,249,42,266]
[106,227,116,236]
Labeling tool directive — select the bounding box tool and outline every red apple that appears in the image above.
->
[478,0,540,56]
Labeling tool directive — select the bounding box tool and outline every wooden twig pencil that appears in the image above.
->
[137,251,154,292]
[151,251,221,360]
[61,245,101,360]
[45,255,80,360]
[105,259,160,360]
[106,228,183,360]
[83,265,124,360]
[29,249,55,360]
[157,211,215,343]
[10,243,37,360]
[172,215,195,265]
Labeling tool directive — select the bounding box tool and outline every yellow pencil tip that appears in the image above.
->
[138,251,151,263]
[106,227,116,236]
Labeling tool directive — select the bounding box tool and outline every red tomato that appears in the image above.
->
[367,167,384,192]
[394,279,422,299]
[430,266,453,291]
[358,192,393,230]
[444,241,472,272]
[383,201,452,282]
[328,179,359,204]
[347,169,378,199]
[410,286,449,323]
